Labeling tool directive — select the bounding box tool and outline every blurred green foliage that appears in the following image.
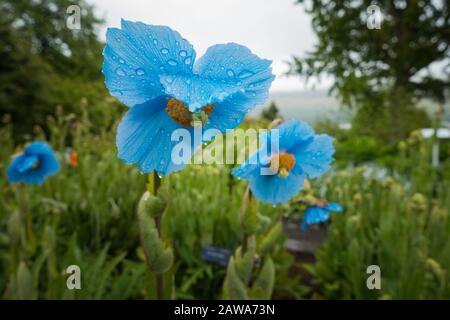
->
[0,0,121,140]
[0,111,303,299]
[1,109,449,299]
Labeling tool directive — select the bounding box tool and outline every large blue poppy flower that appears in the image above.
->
[103,20,274,175]
[232,120,335,204]
[301,202,343,230]
[7,142,60,185]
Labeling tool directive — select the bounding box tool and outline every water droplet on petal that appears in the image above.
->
[227,69,235,77]
[238,70,255,79]
[185,79,191,84]
[160,48,169,54]
[184,57,192,65]
[167,59,178,66]
[135,68,146,76]
[153,39,158,45]
[119,58,125,64]
[179,50,187,57]
[115,67,126,76]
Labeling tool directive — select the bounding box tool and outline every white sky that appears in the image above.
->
[89,0,332,92]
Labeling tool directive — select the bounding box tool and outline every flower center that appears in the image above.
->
[165,98,214,127]
[269,152,296,178]
[32,160,40,169]
[315,199,329,208]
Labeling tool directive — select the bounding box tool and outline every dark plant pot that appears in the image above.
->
[281,216,328,259]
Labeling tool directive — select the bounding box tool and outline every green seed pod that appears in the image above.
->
[250,257,275,300]
[235,237,255,286]
[137,192,173,274]
[17,261,34,300]
[258,222,284,256]
[223,257,248,300]
[407,193,428,213]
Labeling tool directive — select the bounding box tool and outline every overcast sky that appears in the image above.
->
[89,0,331,92]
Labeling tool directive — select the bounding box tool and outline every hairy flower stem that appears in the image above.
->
[137,171,165,300]
[240,186,253,253]
[14,184,35,253]
[148,171,164,300]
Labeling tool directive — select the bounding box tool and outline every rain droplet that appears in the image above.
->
[227,69,235,77]
[167,59,178,66]
[160,48,169,54]
[115,67,126,76]
[119,58,125,64]
[185,79,191,84]
[179,50,187,57]
[184,57,192,65]
[135,68,146,76]
[238,70,254,79]
[152,39,158,45]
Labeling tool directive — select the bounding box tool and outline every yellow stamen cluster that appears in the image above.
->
[32,160,40,170]
[315,199,329,208]
[165,98,214,127]
[270,152,296,178]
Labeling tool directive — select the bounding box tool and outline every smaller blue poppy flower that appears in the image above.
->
[301,201,343,230]
[232,120,335,204]
[7,142,60,185]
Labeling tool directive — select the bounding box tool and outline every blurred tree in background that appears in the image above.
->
[261,101,280,121]
[291,0,450,142]
[0,0,116,140]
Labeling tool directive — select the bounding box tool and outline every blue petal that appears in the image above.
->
[16,155,39,173]
[301,206,331,230]
[102,20,196,107]
[327,202,343,212]
[195,43,274,132]
[159,74,238,112]
[7,142,60,185]
[203,93,262,139]
[231,151,265,180]
[247,173,305,205]
[194,43,274,104]
[279,120,315,152]
[293,134,335,179]
[116,96,198,175]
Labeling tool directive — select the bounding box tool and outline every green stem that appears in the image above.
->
[148,171,164,300]
[14,184,35,253]
[241,187,253,253]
